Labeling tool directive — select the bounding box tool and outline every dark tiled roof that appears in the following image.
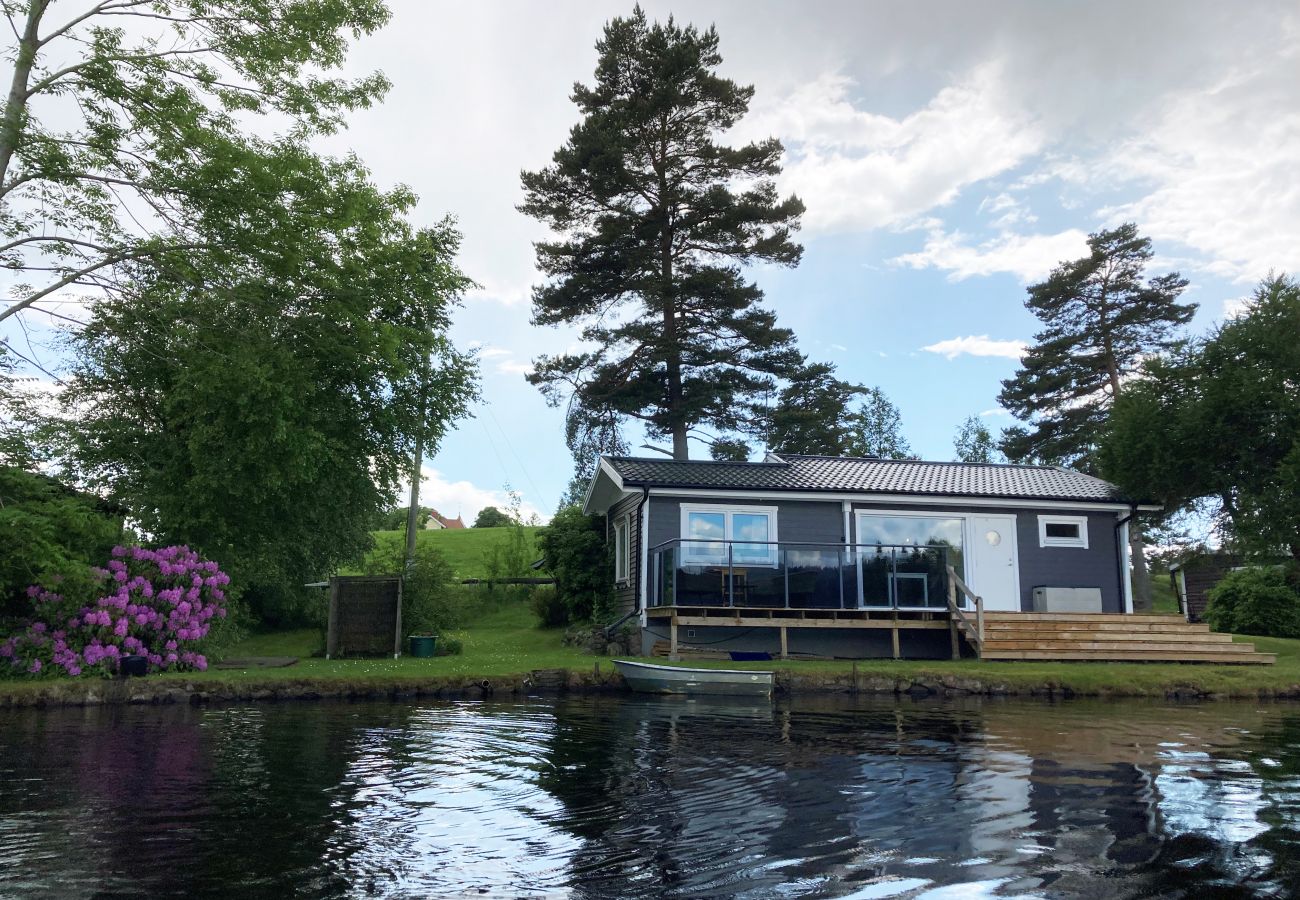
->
[605,453,1133,504]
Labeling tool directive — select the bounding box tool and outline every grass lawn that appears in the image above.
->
[365,526,543,580]
[6,581,1300,701]
[151,596,1300,698]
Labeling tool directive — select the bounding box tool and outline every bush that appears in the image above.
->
[1205,565,1300,637]
[435,635,463,656]
[537,505,614,624]
[0,467,124,619]
[0,545,231,677]
[530,584,568,628]
[359,539,464,638]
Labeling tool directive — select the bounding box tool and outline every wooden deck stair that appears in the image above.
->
[977,612,1274,664]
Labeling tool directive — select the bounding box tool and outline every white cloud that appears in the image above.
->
[396,465,549,526]
[829,342,847,351]
[495,359,534,376]
[743,63,1046,233]
[922,335,1026,360]
[980,407,1013,418]
[893,227,1088,282]
[477,347,512,359]
[1031,27,1300,283]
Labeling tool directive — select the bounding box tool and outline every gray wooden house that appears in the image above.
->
[582,454,1272,664]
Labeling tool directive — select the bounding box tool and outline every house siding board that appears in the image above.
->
[849,501,1124,614]
[608,492,641,616]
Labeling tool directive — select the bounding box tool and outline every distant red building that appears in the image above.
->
[424,509,465,530]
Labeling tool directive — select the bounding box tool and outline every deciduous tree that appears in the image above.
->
[0,0,390,325]
[520,8,805,460]
[66,218,478,624]
[1102,275,1300,559]
[850,387,912,460]
[954,415,1001,464]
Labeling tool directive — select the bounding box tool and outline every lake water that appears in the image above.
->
[2,695,1300,898]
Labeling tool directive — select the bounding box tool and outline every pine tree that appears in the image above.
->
[999,222,1195,609]
[999,223,1194,467]
[520,8,805,460]
[764,363,868,456]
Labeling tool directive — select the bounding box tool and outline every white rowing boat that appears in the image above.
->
[613,659,773,698]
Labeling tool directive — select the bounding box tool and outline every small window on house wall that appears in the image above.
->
[614,516,630,582]
[1038,515,1089,549]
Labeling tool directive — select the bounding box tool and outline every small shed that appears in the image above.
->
[1169,553,1242,622]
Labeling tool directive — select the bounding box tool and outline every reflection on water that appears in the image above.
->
[3,696,1300,897]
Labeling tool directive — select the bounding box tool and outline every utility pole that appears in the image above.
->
[404,354,431,569]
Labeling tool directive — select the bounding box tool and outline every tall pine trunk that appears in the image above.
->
[1129,522,1153,612]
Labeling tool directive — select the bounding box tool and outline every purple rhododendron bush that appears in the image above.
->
[0,545,231,677]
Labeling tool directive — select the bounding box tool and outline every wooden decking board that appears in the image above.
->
[983,650,1274,664]
[981,632,1236,645]
[981,640,1253,653]
[983,622,1212,634]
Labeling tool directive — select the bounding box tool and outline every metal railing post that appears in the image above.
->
[672,544,678,608]
[727,542,734,607]
[838,546,845,609]
[783,548,790,609]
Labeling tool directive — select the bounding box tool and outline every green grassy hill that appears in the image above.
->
[368,526,543,580]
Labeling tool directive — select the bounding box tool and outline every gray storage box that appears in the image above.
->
[1032,586,1103,613]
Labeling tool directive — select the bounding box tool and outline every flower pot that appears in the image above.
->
[408,635,437,658]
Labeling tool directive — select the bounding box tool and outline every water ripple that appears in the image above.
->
[2,696,1300,897]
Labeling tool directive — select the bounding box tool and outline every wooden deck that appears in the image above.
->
[643,606,1276,665]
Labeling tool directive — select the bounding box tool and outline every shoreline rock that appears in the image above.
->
[1,667,1297,709]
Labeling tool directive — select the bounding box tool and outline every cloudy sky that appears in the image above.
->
[10,1,1300,523]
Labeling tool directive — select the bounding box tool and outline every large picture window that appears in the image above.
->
[855,513,965,577]
[680,505,778,566]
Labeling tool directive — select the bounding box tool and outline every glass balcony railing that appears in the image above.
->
[649,539,956,611]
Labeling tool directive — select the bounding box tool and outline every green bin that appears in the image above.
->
[409,634,437,658]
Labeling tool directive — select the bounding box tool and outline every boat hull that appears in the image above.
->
[613,660,773,698]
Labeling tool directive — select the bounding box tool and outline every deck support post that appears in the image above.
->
[891,615,900,660]
[780,626,788,660]
[669,615,679,661]
[949,618,960,660]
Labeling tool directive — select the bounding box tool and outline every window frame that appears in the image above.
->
[613,515,631,584]
[1037,514,1089,549]
[679,504,779,567]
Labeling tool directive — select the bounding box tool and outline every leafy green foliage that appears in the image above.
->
[1102,275,1300,556]
[1205,566,1300,638]
[484,489,538,580]
[520,8,805,461]
[529,585,569,629]
[360,538,463,639]
[851,387,913,459]
[379,506,434,531]
[0,467,123,619]
[999,223,1195,470]
[954,416,1002,464]
[65,216,478,626]
[473,506,513,528]
[538,505,613,624]
[0,1,392,326]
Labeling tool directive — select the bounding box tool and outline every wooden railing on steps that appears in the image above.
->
[946,564,984,658]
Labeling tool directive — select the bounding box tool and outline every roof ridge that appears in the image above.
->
[780,453,1062,471]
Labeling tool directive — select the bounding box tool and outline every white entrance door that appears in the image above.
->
[967,515,1020,611]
